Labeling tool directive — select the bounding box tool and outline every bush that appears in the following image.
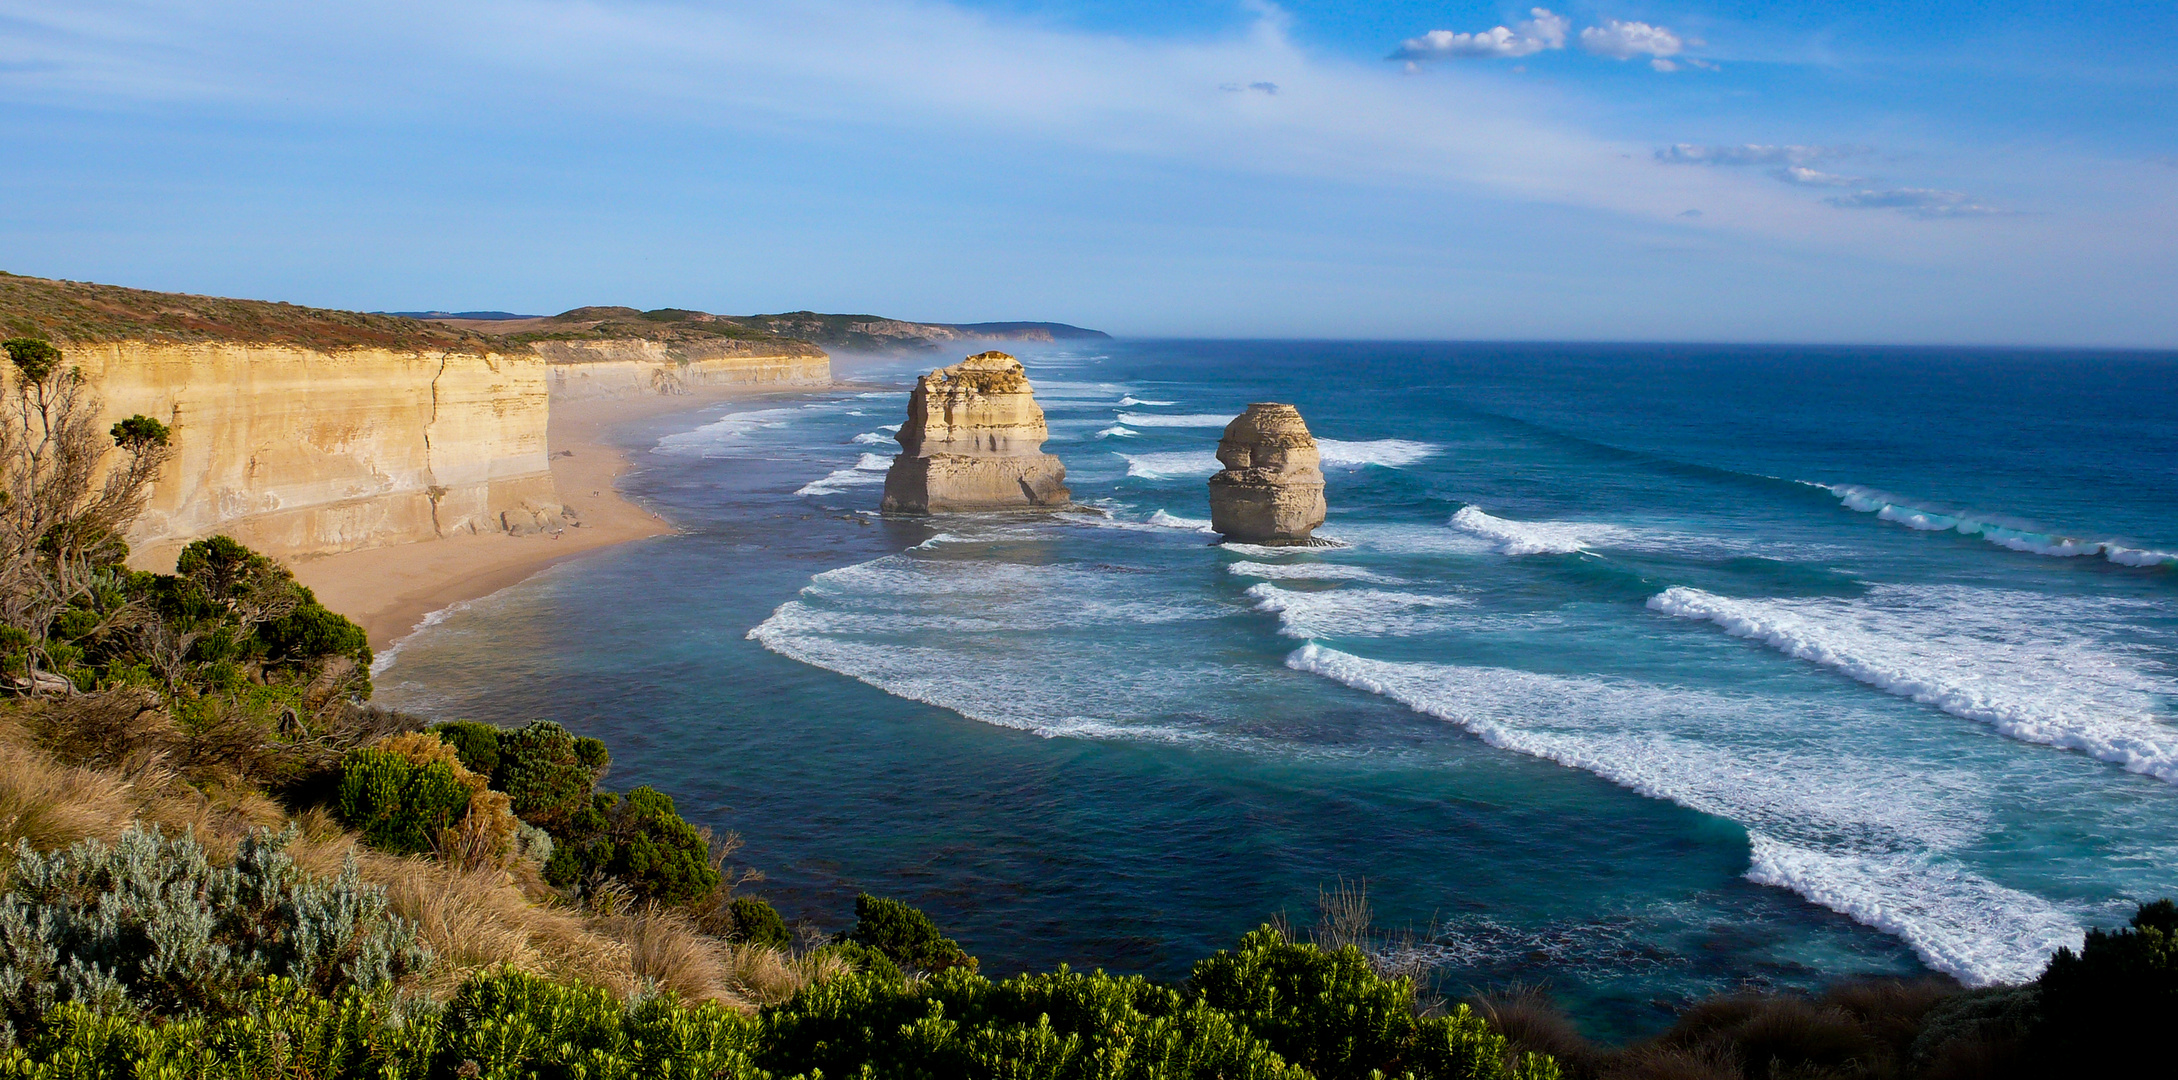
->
[437,966,762,1079]
[758,964,1308,1080]
[2028,898,2176,1071]
[728,897,791,949]
[493,721,609,832]
[0,825,428,1040]
[430,720,504,777]
[336,747,473,856]
[847,893,977,975]
[546,787,719,906]
[1190,928,1555,1080]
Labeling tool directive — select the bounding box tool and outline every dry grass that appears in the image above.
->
[0,699,830,1011]
[1471,985,1600,1076]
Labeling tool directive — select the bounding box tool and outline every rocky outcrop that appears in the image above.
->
[67,342,562,568]
[1208,403,1327,545]
[881,351,1069,514]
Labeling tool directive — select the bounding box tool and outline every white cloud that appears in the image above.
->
[1579,20,1682,61]
[1775,165,1860,186]
[1826,188,2003,218]
[1391,8,1568,60]
[1656,145,1851,166]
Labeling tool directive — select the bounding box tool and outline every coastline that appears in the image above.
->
[292,384,843,652]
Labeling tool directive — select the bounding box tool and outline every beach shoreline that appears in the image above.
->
[293,383,852,652]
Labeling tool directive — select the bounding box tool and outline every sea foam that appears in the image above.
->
[795,452,893,497]
[1246,583,1469,639]
[1116,413,1237,428]
[651,408,801,457]
[1648,585,2178,782]
[1450,506,1619,555]
[1823,484,2176,568]
[1284,642,2077,985]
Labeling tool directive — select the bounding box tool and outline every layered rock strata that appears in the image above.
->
[1207,403,1328,545]
[67,342,564,567]
[881,351,1069,514]
[529,338,830,400]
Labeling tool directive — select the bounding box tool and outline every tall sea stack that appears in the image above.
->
[881,351,1070,514]
[1207,403,1328,544]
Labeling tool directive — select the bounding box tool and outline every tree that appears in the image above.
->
[0,337,170,691]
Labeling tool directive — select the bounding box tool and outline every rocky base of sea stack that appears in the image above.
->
[881,452,1072,514]
[1208,403,1328,545]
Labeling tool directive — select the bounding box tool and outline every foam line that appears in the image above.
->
[1095,426,1138,439]
[1116,450,1222,479]
[1148,510,1216,531]
[1116,412,1236,427]
[795,452,894,496]
[1316,439,1436,468]
[1117,396,1175,406]
[1285,643,2079,985]
[1450,506,1619,555]
[652,408,801,457]
[1648,585,2178,783]
[1824,484,2176,568]
[1246,583,1468,638]
[1226,561,1404,584]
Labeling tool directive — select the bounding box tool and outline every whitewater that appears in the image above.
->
[382,340,2178,1035]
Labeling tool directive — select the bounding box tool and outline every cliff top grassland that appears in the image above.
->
[0,272,507,354]
[474,306,829,357]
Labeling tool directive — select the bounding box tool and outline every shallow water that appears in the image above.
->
[379,341,2178,1039]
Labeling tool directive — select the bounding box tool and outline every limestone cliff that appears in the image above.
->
[531,338,829,400]
[1207,404,1327,545]
[1,274,824,567]
[881,351,1069,514]
[69,342,561,567]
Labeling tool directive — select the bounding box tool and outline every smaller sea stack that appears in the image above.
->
[881,351,1070,514]
[1208,403,1328,545]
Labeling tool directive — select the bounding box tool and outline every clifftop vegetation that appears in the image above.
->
[0,273,506,354]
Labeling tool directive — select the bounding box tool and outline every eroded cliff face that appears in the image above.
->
[68,342,562,568]
[1207,403,1328,545]
[881,351,1069,514]
[531,339,831,400]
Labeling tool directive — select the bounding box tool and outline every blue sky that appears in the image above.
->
[2,1,2173,344]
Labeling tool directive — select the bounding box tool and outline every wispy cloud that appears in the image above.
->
[1775,165,1860,187]
[1390,8,1568,61]
[1656,145,1852,166]
[1826,188,2004,218]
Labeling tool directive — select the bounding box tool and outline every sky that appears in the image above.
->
[1,1,2174,345]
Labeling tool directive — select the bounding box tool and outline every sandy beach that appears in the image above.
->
[293,386,830,652]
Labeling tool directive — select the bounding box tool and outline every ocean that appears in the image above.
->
[376,341,2178,1039]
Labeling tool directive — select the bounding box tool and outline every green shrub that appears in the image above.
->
[494,722,609,832]
[437,966,762,1080]
[759,964,1308,1079]
[336,747,473,856]
[256,594,371,673]
[728,898,792,949]
[0,826,428,1040]
[847,894,977,975]
[431,720,505,777]
[1190,928,1555,1080]
[2029,898,2177,1070]
[6,979,437,1078]
[545,787,718,906]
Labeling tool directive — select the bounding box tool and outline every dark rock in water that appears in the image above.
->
[881,351,1070,514]
[1208,403,1328,545]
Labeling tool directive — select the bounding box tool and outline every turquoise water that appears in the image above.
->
[378,342,2178,1039]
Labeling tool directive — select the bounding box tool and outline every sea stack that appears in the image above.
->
[881,351,1070,514]
[1207,403,1328,545]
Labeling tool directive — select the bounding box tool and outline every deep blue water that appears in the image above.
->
[378,342,2178,1040]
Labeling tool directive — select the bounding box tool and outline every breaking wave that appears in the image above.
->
[1648,585,2178,782]
[1226,561,1404,585]
[1116,412,1235,428]
[1148,510,1216,531]
[851,431,895,445]
[1117,451,1222,479]
[1246,584,1470,639]
[1117,396,1175,407]
[652,408,801,457]
[1823,484,2176,568]
[795,452,893,497]
[1095,426,1139,439]
[1285,642,2080,985]
[1316,439,1436,468]
[1450,506,1621,556]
